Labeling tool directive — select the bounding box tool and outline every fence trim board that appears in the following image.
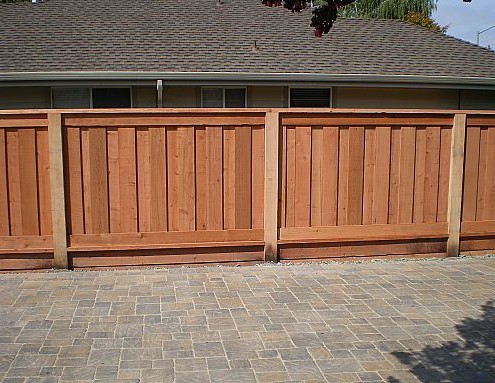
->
[278,223,448,244]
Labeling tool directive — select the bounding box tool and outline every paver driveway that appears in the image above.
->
[0,256,494,383]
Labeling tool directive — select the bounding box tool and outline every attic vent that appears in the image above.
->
[289,88,331,108]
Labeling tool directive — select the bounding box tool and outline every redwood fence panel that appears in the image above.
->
[0,113,54,270]
[461,115,495,254]
[0,109,494,271]
[278,112,453,262]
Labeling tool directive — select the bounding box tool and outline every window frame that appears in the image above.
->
[201,86,247,108]
[51,86,133,109]
[288,86,333,108]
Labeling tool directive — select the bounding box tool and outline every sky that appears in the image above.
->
[433,0,495,48]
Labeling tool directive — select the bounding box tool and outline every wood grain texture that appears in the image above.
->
[136,128,152,232]
[373,127,391,224]
[0,129,9,236]
[398,127,416,224]
[36,129,52,235]
[388,128,401,224]
[413,127,427,223]
[18,128,39,235]
[462,127,480,221]
[321,127,339,226]
[264,111,279,262]
[485,128,495,220]
[437,128,451,223]
[362,128,375,225]
[48,113,68,268]
[235,127,252,229]
[7,130,22,235]
[447,114,466,257]
[223,128,236,229]
[88,128,109,234]
[279,222,447,243]
[346,127,365,225]
[65,127,85,235]
[338,128,349,225]
[285,127,296,228]
[251,126,264,229]
[150,127,167,232]
[476,128,488,221]
[423,127,441,223]
[294,126,311,227]
[118,128,138,232]
[311,127,323,226]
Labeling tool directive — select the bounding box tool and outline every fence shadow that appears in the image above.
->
[388,300,495,383]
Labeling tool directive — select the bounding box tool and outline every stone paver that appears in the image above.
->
[0,256,494,382]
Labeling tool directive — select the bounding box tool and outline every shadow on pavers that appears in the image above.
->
[388,300,495,383]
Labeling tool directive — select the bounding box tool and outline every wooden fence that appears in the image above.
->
[0,109,494,271]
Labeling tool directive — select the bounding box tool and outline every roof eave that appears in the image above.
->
[1,72,495,89]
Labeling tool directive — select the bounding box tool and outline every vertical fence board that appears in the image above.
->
[347,127,365,225]
[295,126,311,227]
[251,126,264,229]
[223,127,236,229]
[462,127,480,221]
[119,128,138,232]
[195,128,207,230]
[279,126,287,228]
[207,127,223,230]
[363,128,376,225]
[285,127,296,227]
[414,127,426,223]
[388,128,401,224]
[424,127,441,223]
[150,128,167,231]
[36,129,52,235]
[322,127,339,226]
[136,128,151,232]
[6,130,22,235]
[485,128,495,220]
[398,127,416,224]
[311,127,323,226]
[338,128,349,225]
[373,127,391,224]
[81,129,92,233]
[179,127,196,231]
[0,129,8,236]
[107,129,121,233]
[476,128,488,221]
[235,127,252,229]
[89,128,109,234]
[437,128,451,223]
[18,128,39,235]
[66,127,85,234]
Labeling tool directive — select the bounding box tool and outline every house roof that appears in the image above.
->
[1,0,495,87]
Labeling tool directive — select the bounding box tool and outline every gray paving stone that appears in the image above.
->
[0,256,493,382]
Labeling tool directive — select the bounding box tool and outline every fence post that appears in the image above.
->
[264,111,280,262]
[447,113,467,257]
[48,112,68,269]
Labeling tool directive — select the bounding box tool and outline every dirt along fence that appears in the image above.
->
[0,109,494,271]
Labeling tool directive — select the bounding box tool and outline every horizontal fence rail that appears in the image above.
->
[0,108,494,270]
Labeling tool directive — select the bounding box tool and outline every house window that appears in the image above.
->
[201,87,246,108]
[52,87,131,108]
[289,88,332,108]
[92,88,131,108]
[52,88,91,108]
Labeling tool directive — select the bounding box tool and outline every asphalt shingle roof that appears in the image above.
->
[1,0,494,78]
